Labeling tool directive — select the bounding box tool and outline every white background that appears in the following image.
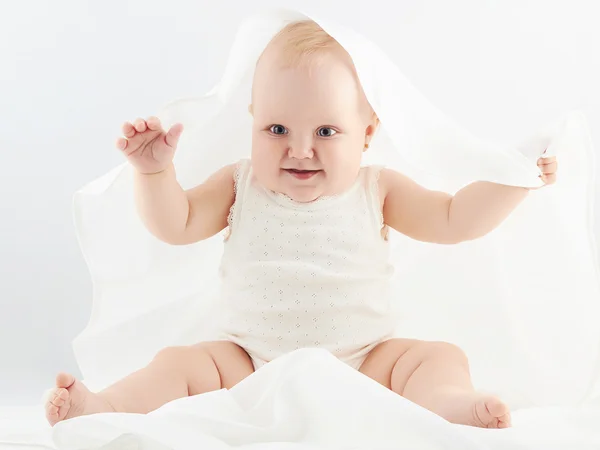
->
[1,0,599,405]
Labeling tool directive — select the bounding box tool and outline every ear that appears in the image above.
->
[371,111,380,132]
[365,124,376,140]
[364,112,380,144]
[363,113,379,152]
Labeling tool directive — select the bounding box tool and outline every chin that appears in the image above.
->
[284,187,323,203]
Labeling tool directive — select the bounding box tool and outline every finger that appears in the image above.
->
[539,161,558,174]
[122,122,136,138]
[146,116,162,131]
[541,173,557,185]
[116,137,128,151]
[133,118,147,133]
[164,123,184,148]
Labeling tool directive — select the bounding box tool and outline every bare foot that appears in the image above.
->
[434,390,512,429]
[45,373,115,426]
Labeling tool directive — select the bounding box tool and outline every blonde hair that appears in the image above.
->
[265,20,341,68]
[254,20,380,126]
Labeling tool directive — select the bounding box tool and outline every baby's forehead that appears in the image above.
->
[252,64,364,119]
[257,35,354,72]
[251,22,371,119]
[255,57,357,88]
[253,46,364,98]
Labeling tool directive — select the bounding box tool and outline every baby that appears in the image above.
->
[46,20,557,429]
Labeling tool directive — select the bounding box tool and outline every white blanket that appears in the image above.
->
[47,349,600,450]
[71,7,600,408]
[53,6,600,450]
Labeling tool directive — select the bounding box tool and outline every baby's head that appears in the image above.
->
[249,20,379,203]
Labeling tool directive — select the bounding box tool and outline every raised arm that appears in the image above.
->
[380,157,556,244]
[117,116,235,246]
[134,163,235,245]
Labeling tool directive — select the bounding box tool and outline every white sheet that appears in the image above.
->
[0,406,53,449]
[71,7,600,409]
[0,350,592,450]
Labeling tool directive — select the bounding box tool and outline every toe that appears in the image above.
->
[55,372,76,389]
[486,418,499,429]
[472,396,510,428]
[497,412,512,428]
[51,388,68,407]
[498,420,510,429]
[56,388,70,401]
[46,403,59,424]
[46,383,75,426]
[51,396,64,408]
[487,398,509,417]
[46,403,58,416]
[483,397,511,429]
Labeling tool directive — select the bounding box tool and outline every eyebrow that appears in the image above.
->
[257,114,348,125]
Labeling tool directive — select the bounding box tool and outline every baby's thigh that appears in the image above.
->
[167,341,254,396]
[359,338,466,389]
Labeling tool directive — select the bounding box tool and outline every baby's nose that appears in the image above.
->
[288,139,315,159]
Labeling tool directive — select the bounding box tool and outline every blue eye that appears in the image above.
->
[317,127,336,137]
[269,124,287,135]
[268,125,336,136]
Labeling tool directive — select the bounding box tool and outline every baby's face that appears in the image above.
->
[250,47,374,203]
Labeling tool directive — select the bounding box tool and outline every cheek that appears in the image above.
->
[320,140,362,168]
[252,133,286,159]
[251,135,286,182]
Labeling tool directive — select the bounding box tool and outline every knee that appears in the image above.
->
[420,341,469,365]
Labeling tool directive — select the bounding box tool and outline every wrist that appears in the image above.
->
[135,163,175,177]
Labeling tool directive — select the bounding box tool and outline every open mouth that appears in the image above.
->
[284,169,322,180]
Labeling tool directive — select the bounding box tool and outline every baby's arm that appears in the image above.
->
[135,163,235,245]
[117,116,235,245]
[379,157,556,244]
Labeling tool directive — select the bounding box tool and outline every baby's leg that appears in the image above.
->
[45,341,253,426]
[359,339,511,428]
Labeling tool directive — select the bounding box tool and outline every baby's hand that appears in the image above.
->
[536,155,557,186]
[115,117,184,174]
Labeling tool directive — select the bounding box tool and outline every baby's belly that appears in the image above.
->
[216,290,396,363]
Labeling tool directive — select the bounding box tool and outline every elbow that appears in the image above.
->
[142,210,193,246]
[147,226,190,246]
[445,210,494,244]
[437,234,466,245]
[442,224,489,245]
[446,228,491,245]
[152,224,217,246]
[160,235,190,246]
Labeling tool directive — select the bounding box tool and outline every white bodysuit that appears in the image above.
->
[217,159,396,370]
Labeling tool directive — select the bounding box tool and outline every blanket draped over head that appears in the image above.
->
[71,8,600,408]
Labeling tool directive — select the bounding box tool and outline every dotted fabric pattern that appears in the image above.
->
[217,159,396,368]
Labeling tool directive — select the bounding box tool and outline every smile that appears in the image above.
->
[283,169,322,180]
